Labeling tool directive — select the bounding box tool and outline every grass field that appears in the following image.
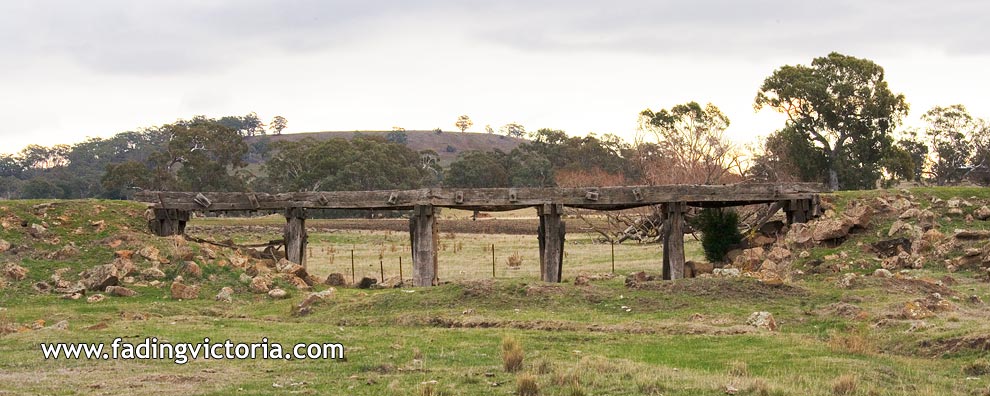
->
[3,188,990,395]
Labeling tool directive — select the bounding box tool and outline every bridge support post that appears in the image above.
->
[284,207,308,267]
[782,199,813,224]
[662,202,686,280]
[409,205,439,286]
[150,209,189,237]
[537,204,565,283]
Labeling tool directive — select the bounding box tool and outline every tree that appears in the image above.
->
[638,102,740,185]
[500,123,526,138]
[270,116,288,135]
[386,130,408,145]
[219,112,265,137]
[455,115,473,132]
[149,116,248,191]
[922,105,982,185]
[446,151,510,188]
[755,52,908,190]
[485,125,495,134]
[263,137,427,191]
[895,130,928,182]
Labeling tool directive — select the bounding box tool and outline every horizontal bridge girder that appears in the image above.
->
[134,183,826,212]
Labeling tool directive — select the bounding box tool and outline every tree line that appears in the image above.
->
[1,52,988,200]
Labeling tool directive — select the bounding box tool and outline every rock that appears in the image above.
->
[870,237,912,258]
[685,261,714,278]
[842,205,873,228]
[357,277,378,289]
[267,288,289,299]
[955,229,990,240]
[249,276,271,294]
[799,250,811,259]
[813,218,852,242]
[86,294,106,303]
[275,259,311,282]
[784,223,814,247]
[746,311,778,331]
[805,259,838,274]
[0,239,10,253]
[3,263,28,281]
[32,281,51,293]
[295,288,336,316]
[733,248,765,271]
[947,198,962,208]
[713,268,741,277]
[899,208,921,220]
[215,286,234,302]
[767,247,792,263]
[280,274,310,290]
[137,245,161,262]
[169,280,200,300]
[888,220,913,237]
[79,264,118,291]
[573,275,590,286]
[111,257,137,277]
[324,273,347,286]
[28,223,48,238]
[49,320,69,330]
[748,234,776,247]
[140,267,166,280]
[873,268,893,278]
[881,252,912,270]
[900,294,955,320]
[238,273,253,284]
[182,261,202,278]
[892,198,913,211]
[975,206,990,221]
[947,208,965,217]
[969,295,984,304]
[105,286,137,297]
[837,273,857,288]
[47,245,80,260]
[62,292,84,300]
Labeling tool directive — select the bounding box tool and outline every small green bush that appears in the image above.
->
[693,208,743,263]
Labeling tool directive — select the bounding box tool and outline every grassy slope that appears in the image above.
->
[2,188,990,395]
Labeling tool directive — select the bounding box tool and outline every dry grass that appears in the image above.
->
[502,336,524,373]
[506,252,523,269]
[747,379,771,396]
[964,359,990,376]
[516,373,539,396]
[828,329,877,355]
[728,361,749,377]
[832,374,858,396]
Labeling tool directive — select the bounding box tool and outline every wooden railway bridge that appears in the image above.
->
[135,183,825,286]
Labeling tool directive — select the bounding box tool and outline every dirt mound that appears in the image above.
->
[848,276,956,296]
[627,277,810,299]
[919,335,990,357]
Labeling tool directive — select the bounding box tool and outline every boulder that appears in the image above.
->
[280,274,310,290]
[733,248,765,271]
[140,267,166,280]
[249,276,271,294]
[357,277,378,289]
[684,261,714,278]
[0,239,10,253]
[169,280,200,300]
[215,286,234,303]
[324,273,347,287]
[79,264,118,291]
[86,294,105,303]
[837,273,857,288]
[947,198,962,208]
[105,286,137,297]
[746,311,778,331]
[947,208,965,217]
[899,208,921,220]
[47,245,80,260]
[873,268,893,278]
[3,263,28,281]
[182,261,202,278]
[713,268,741,277]
[267,288,289,299]
[813,219,851,242]
[573,275,590,285]
[784,223,814,247]
[275,259,311,282]
[842,205,873,228]
[955,229,990,240]
[975,206,990,221]
[136,245,161,263]
[295,288,336,316]
[112,257,137,277]
[881,252,912,270]
[767,247,792,263]
[870,238,912,258]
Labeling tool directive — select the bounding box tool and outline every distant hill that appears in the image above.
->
[246,130,528,164]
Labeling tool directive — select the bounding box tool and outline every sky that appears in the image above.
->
[2,0,989,154]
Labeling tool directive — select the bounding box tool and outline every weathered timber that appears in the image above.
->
[409,205,439,286]
[149,209,190,237]
[782,198,816,224]
[134,183,826,212]
[284,207,308,266]
[537,204,565,282]
[662,202,686,280]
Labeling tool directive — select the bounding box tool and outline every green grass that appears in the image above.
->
[3,188,990,395]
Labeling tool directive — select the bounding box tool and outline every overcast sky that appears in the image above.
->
[2,0,989,154]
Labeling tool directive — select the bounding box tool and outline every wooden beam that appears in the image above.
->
[662,202,686,280]
[409,205,439,286]
[134,183,826,212]
[284,207,307,267]
[537,204,565,283]
[149,209,190,237]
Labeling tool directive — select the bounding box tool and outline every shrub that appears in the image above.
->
[832,374,857,396]
[693,208,743,262]
[501,336,524,372]
[506,252,523,269]
[516,373,539,396]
